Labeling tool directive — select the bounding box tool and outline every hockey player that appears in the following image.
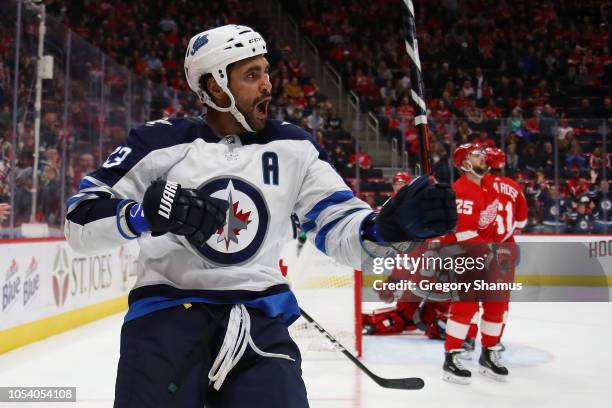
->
[441,143,508,384]
[460,148,528,360]
[392,172,412,193]
[481,147,528,352]
[64,25,457,407]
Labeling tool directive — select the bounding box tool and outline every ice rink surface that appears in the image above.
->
[1,302,611,408]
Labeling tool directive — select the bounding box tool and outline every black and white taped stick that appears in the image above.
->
[401,0,431,175]
[299,308,425,390]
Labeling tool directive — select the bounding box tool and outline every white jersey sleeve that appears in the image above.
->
[64,118,199,254]
[293,144,372,269]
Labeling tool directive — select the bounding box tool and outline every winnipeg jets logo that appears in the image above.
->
[193,177,269,265]
[217,190,252,250]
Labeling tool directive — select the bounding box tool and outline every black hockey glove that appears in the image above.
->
[376,175,457,242]
[143,180,228,247]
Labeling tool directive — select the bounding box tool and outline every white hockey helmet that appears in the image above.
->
[184,25,268,132]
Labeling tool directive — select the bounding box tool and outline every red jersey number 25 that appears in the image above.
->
[456,199,474,215]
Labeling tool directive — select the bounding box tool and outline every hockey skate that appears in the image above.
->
[478,345,509,381]
[443,349,472,385]
[459,337,475,360]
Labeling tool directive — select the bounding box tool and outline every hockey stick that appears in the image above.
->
[299,308,425,390]
[401,0,431,175]
[401,0,437,323]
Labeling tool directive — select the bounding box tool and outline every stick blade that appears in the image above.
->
[375,377,425,390]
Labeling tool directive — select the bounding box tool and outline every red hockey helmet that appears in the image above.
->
[453,143,484,169]
[485,147,506,169]
[392,172,412,184]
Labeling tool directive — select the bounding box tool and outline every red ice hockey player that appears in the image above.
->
[392,172,412,192]
[441,143,509,384]
[482,147,527,345]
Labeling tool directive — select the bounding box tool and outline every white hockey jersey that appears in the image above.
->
[65,117,372,321]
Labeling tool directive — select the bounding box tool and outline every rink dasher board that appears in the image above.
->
[2,234,611,354]
[0,239,139,353]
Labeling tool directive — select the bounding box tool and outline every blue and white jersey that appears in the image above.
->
[65,117,372,322]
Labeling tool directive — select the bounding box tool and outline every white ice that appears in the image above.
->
[1,303,611,407]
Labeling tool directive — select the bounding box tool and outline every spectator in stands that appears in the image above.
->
[578,98,594,119]
[539,104,558,142]
[525,109,541,140]
[536,141,555,177]
[472,130,496,148]
[567,167,590,197]
[38,164,61,226]
[589,147,610,171]
[18,128,36,169]
[465,100,485,132]
[519,143,540,173]
[557,116,573,141]
[330,145,348,171]
[306,107,324,132]
[12,167,33,225]
[42,148,61,171]
[432,143,452,184]
[568,194,595,233]
[456,120,473,144]
[283,77,304,99]
[505,142,520,176]
[324,108,343,132]
[509,107,528,140]
[537,183,569,233]
[565,143,587,172]
[0,201,9,223]
[592,180,611,233]
[71,152,96,192]
[348,151,372,170]
[40,112,60,150]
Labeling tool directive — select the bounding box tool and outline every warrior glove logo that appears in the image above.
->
[158,181,178,219]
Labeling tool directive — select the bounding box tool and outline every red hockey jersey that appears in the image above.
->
[483,175,528,242]
[448,175,499,242]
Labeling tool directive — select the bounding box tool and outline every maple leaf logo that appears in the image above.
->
[216,191,252,250]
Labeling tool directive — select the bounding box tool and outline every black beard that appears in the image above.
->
[473,166,488,176]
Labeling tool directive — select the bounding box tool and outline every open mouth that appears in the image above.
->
[254,98,270,119]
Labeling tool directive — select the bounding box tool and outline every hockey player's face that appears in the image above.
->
[467,151,488,175]
[229,56,272,131]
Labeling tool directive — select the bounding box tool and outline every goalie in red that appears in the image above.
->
[362,171,450,340]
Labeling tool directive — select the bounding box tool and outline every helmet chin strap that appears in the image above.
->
[199,69,256,133]
[200,89,255,133]
[461,161,486,180]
